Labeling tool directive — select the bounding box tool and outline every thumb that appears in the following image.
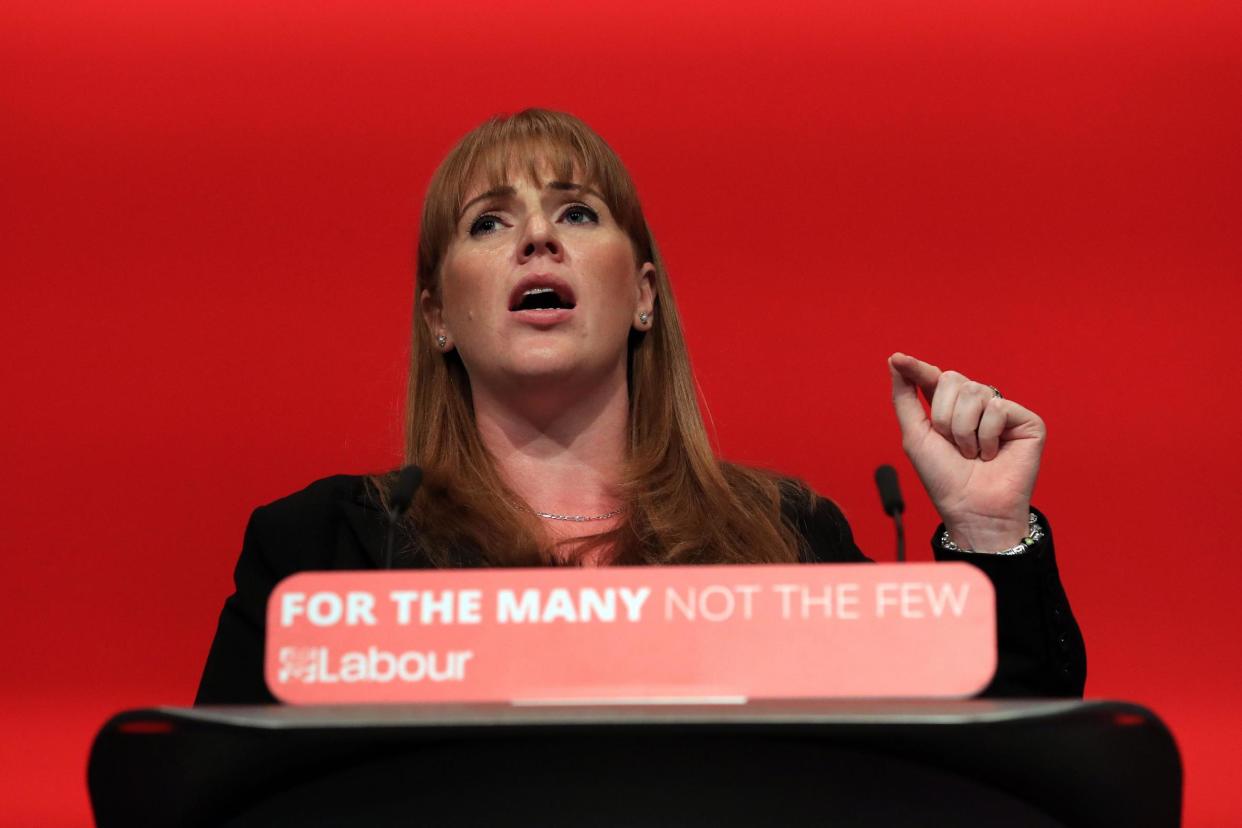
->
[889,354,929,438]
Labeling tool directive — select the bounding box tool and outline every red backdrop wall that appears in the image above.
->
[3,2,1240,824]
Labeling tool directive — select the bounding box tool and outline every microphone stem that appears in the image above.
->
[893,511,906,563]
[385,515,398,569]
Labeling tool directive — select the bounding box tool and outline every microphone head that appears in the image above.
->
[389,465,424,519]
[873,464,905,517]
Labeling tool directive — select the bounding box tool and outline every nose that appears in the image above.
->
[517,212,563,263]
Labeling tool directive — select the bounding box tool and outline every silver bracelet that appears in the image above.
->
[940,512,1043,556]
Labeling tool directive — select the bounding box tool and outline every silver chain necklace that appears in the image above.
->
[518,505,626,523]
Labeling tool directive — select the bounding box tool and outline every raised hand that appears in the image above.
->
[888,352,1046,553]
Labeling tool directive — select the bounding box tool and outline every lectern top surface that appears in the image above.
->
[167,698,1116,730]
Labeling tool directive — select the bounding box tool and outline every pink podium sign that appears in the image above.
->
[265,563,995,704]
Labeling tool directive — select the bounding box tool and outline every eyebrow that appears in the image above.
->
[457,181,604,222]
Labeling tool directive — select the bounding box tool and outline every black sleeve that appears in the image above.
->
[802,497,1086,698]
[195,507,281,705]
[932,508,1087,698]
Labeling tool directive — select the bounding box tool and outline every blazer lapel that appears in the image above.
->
[340,486,390,569]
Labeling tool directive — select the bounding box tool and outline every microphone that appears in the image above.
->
[873,465,906,562]
[384,465,423,569]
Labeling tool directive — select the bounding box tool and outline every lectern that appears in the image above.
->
[89,699,1180,827]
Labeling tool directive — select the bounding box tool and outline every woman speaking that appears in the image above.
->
[196,109,1085,705]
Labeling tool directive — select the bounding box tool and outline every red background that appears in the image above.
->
[3,2,1240,824]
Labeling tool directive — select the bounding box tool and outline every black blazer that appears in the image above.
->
[195,475,1086,705]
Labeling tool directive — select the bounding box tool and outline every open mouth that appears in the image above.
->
[511,287,576,311]
[508,278,577,313]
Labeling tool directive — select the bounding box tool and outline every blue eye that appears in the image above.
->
[562,205,599,225]
[469,214,502,237]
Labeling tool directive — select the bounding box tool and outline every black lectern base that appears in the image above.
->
[88,700,1181,827]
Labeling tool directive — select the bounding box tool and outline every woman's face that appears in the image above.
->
[425,165,655,396]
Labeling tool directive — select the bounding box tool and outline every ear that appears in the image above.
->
[420,287,452,351]
[633,261,657,331]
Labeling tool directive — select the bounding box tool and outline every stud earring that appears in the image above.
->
[638,311,651,325]
[436,334,448,349]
